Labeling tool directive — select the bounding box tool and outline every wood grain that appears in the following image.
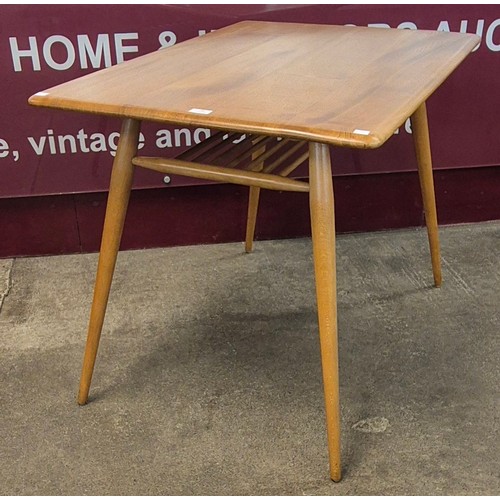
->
[245,186,261,253]
[78,118,140,405]
[132,156,310,192]
[411,102,442,287]
[28,21,479,149]
[309,142,341,482]
[245,143,267,253]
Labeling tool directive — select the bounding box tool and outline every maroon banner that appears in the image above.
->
[1,4,499,199]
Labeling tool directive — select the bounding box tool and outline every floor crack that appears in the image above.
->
[0,259,14,313]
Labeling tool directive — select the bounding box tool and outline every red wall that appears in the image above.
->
[0,5,499,257]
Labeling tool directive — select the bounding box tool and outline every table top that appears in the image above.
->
[29,21,479,149]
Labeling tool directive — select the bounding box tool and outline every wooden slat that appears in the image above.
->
[262,141,306,173]
[201,134,249,163]
[132,156,309,192]
[188,132,244,162]
[226,136,274,168]
[244,139,292,171]
[174,128,307,181]
[178,133,264,166]
[176,131,227,161]
[207,134,255,164]
[278,150,309,177]
[178,132,243,162]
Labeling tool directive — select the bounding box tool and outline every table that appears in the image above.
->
[29,21,479,482]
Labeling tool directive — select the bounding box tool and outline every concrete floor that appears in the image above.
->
[0,222,499,495]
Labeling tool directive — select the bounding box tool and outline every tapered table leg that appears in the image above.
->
[244,144,267,253]
[411,102,442,287]
[309,142,341,482]
[78,118,141,405]
[245,186,260,253]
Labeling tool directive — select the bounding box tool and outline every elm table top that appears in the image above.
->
[29,21,479,149]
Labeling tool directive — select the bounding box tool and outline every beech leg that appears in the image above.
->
[309,141,341,482]
[78,118,141,405]
[411,102,442,287]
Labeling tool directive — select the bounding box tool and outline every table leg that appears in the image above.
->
[309,142,341,482]
[245,186,260,253]
[411,102,442,287]
[245,144,267,253]
[78,118,141,405]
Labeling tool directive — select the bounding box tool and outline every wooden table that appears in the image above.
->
[29,21,479,481]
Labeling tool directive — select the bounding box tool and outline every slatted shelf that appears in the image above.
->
[133,132,310,192]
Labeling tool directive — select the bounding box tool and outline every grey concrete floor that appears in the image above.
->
[0,222,499,495]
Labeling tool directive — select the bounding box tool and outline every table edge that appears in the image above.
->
[27,27,480,150]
